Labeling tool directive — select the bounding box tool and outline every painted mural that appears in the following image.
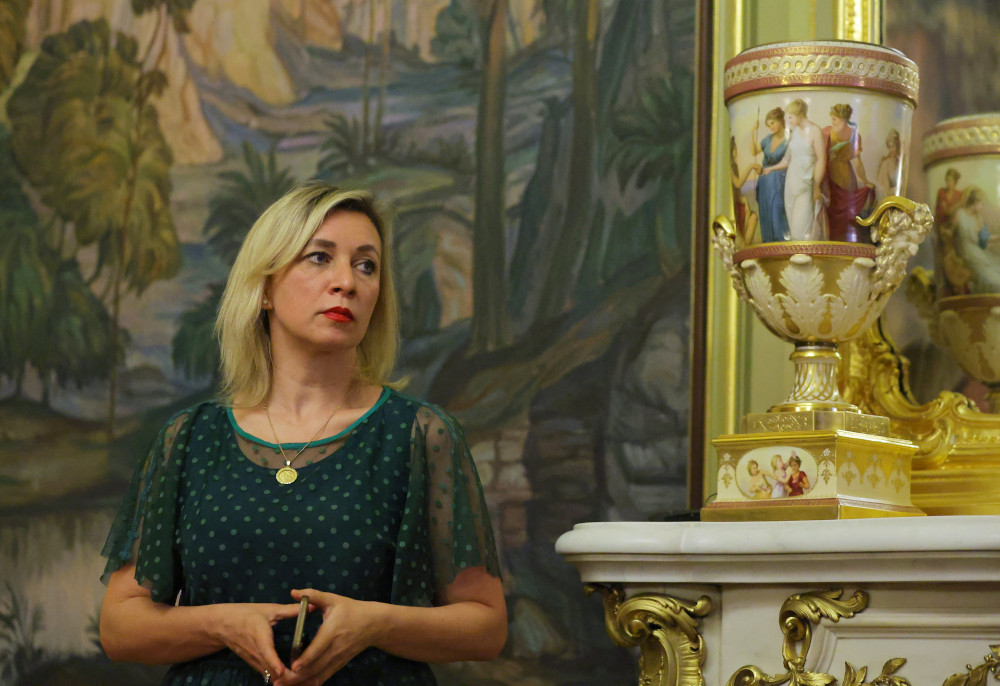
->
[0,0,697,684]
[884,0,1000,408]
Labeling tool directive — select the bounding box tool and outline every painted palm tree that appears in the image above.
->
[0,124,49,398]
[6,19,181,435]
[203,141,296,265]
[173,142,295,383]
[603,71,694,280]
[316,113,365,180]
[0,222,50,399]
[32,258,122,405]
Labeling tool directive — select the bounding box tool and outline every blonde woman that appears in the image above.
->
[100,183,506,686]
[768,454,790,498]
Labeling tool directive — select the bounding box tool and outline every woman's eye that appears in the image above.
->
[357,259,378,275]
[306,252,330,264]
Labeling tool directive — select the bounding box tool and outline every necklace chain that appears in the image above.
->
[263,385,353,471]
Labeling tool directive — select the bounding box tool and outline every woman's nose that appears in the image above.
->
[329,260,355,292]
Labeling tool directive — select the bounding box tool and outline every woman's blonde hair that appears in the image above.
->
[786,98,808,118]
[215,182,399,407]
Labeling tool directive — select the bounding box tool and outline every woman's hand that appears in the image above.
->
[213,603,303,682]
[275,589,378,685]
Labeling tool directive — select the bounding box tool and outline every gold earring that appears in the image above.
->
[263,297,270,307]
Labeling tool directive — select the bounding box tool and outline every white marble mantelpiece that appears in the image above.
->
[555,517,1000,684]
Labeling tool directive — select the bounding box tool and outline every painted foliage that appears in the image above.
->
[0,0,695,683]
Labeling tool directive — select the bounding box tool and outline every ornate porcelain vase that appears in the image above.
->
[914,114,1000,412]
[717,40,930,413]
[704,41,933,521]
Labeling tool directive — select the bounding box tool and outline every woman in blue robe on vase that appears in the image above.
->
[751,107,790,243]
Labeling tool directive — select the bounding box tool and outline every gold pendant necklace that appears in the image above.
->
[264,385,352,485]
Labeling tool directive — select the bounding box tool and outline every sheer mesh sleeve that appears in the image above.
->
[100,407,197,603]
[392,402,501,607]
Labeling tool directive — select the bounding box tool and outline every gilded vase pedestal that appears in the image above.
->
[703,199,932,521]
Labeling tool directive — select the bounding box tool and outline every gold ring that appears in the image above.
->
[263,670,271,684]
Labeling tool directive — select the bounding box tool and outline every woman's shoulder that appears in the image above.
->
[158,398,228,435]
[384,388,451,418]
[383,388,462,434]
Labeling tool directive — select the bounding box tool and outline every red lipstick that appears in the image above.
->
[324,307,354,322]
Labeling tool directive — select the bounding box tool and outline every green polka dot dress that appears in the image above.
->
[101,389,500,686]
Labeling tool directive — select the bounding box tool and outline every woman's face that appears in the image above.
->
[789,460,800,473]
[831,115,845,128]
[750,462,759,476]
[947,175,957,190]
[786,112,800,128]
[767,118,782,134]
[265,209,382,354]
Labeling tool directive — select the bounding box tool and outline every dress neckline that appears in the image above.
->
[226,387,390,449]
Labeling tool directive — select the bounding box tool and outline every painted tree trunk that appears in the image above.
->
[536,0,600,320]
[471,0,511,352]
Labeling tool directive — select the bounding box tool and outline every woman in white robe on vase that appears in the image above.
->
[761,98,827,241]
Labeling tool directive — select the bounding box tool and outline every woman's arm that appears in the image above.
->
[850,156,873,187]
[762,147,791,175]
[734,163,762,188]
[810,125,827,198]
[101,563,301,680]
[280,567,506,685]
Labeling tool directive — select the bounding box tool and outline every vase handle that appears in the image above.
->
[711,215,750,302]
[856,196,933,298]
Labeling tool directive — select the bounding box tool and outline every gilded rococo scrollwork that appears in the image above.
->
[587,584,712,686]
[590,585,998,686]
[723,589,928,686]
[942,645,1000,686]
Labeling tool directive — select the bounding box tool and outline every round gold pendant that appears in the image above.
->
[275,466,298,484]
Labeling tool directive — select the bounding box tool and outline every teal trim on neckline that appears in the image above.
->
[227,387,390,448]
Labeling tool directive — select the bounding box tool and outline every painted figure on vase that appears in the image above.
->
[751,107,790,243]
[768,454,790,498]
[786,453,811,497]
[761,98,827,241]
[823,104,875,243]
[874,128,902,203]
[746,459,772,499]
[954,187,1000,293]
[935,168,971,295]
[731,136,761,244]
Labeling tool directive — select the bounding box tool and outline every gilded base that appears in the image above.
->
[843,323,1000,515]
[702,414,924,522]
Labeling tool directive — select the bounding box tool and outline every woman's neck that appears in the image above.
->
[267,346,361,417]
